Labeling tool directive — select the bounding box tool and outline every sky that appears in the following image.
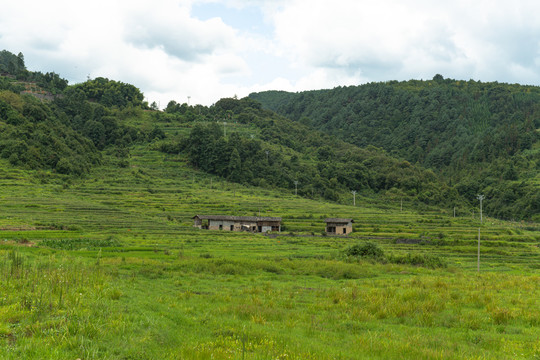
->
[1,0,540,107]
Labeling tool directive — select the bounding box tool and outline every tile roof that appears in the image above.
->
[193,215,281,222]
[324,218,354,223]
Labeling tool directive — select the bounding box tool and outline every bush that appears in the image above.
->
[346,242,384,258]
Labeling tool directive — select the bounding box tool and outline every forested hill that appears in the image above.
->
[250,76,540,220]
[1,49,538,221]
[158,97,458,208]
[0,49,460,216]
[0,50,161,175]
[249,77,539,168]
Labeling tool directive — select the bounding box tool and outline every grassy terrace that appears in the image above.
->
[1,144,539,359]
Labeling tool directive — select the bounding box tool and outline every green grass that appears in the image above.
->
[0,142,539,359]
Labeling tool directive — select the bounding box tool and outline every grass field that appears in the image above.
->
[1,141,539,359]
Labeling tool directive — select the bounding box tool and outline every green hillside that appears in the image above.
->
[157,97,460,208]
[1,131,539,359]
[0,51,539,359]
[250,77,540,221]
[1,52,459,212]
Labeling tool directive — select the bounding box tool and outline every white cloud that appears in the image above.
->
[268,0,540,85]
[0,0,251,105]
[124,3,238,62]
[1,0,540,106]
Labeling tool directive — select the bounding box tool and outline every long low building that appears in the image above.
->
[193,215,281,232]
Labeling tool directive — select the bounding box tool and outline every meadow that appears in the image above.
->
[0,143,539,359]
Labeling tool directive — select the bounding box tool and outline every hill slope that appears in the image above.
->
[1,49,537,220]
[1,51,459,211]
[156,97,459,207]
[250,76,540,220]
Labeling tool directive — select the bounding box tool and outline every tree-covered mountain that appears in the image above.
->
[1,54,453,209]
[250,77,540,220]
[0,89,100,175]
[250,77,539,167]
[1,49,537,220]
[1,50,67,95]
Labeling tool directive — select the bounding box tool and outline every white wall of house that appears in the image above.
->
[209,220,259,231]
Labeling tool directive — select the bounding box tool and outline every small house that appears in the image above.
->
[193,215,281,232]
[325,218,354,235]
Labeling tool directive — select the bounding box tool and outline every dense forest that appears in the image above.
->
[250,77,540,220]
[0,50,162,175]
[1,50,538,220]
[250,78,539,168]
[0,49,457,210]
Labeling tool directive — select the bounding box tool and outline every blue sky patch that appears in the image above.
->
[192,2,273,36]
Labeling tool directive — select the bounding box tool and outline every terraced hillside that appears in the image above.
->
[1,134,539,359]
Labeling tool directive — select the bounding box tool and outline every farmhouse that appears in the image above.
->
[192,215,281,232]
[325,218,354,235]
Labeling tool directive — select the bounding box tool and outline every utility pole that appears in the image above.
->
[265,150,269,162]
[351,190,357,206]
[294,181,299,196]
[477,194,485,224]
[477,227,481,273]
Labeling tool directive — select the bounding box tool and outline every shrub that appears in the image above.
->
[346,242,384,258]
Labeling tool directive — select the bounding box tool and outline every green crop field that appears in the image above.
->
[1,143,539,360]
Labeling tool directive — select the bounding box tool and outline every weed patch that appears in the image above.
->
[387,253,447,269]
[40,237,121,250]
